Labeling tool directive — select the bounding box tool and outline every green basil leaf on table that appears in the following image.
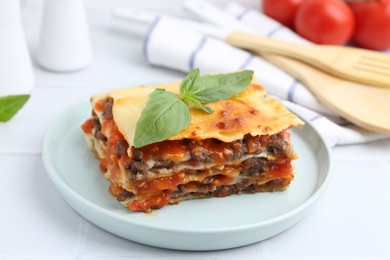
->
[0,95,30,122]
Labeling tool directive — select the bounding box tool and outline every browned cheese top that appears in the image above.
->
[91,77,304,147]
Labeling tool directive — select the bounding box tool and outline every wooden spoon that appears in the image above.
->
[260,53,390,134]
[226,32,390,88]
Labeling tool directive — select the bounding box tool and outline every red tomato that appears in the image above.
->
[348,0,390,50]
[295,0,355,45]
[263,0,306,29]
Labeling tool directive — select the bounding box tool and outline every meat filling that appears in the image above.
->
[85,100,295,182]
[82,97,298,212]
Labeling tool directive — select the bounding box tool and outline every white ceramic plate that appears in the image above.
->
[42,100,332,251]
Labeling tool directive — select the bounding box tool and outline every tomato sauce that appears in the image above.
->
[93,99,107,112]
[81,118,94,134]
[128,191,170,212]
[268,160,292,178]
[135,173,184,194]
[140,140,190,162]
[86,99,294,212]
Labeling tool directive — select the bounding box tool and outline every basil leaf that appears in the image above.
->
[134,69,253,148]
[186,70,254,103]
[0,95,30,122]
[134,89,191,148]
[182,95,213,113]
[179,68,200,99]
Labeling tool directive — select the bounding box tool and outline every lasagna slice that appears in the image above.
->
[81,78,304,212]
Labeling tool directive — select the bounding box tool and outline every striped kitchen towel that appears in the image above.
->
[142,14,389,146]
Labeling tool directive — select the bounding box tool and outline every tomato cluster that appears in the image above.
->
[263,0,390,50]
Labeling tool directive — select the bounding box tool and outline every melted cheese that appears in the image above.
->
[91,77,304,147]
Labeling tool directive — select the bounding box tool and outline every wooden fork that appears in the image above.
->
[226,32,390,88]
[258,52,390,134]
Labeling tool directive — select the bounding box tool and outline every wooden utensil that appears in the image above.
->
[183,0,390,88]
[226,31,390,88]
[113,6,390,134]
[260,53,390,134]
[181,0,390,133]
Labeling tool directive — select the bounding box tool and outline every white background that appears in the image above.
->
[1,0,390,259]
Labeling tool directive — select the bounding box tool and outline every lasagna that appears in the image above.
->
[81,78,304,212]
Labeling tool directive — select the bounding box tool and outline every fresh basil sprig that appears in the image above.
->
[134,69,253,148]
[181,69,254,104]
[0,95,30,122]
[134,89,191,148]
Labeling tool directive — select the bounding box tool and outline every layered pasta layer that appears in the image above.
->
[82,85,301,212]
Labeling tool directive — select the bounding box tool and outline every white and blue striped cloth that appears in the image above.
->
[142,3,389,146]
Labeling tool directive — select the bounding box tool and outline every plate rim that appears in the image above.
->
[42,99,333,235]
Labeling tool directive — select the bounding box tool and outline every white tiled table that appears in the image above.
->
[1,1,390,259]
